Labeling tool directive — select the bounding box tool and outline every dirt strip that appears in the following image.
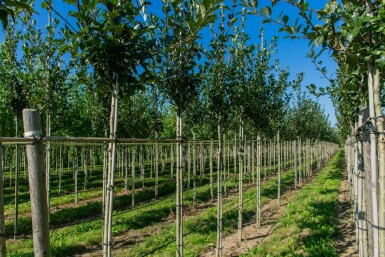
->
[200,184,300,257]
[334,171,358,257]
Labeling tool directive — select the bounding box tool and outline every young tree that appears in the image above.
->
[154,1,221,255]
[59,1,154,255]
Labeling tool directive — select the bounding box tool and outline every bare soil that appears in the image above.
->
[200,185,300,257]
[334,171,358,257]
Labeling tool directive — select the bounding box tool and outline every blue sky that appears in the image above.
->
[1,0,338,126]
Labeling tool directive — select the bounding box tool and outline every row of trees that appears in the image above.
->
[257,1,384,256]
[0,1,338,142]
[0,1,339,257]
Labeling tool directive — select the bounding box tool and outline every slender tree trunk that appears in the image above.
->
[187,143,191,189]
[368,64,380,257]
[46,112,51,222]
[14,116,19,240]
[193,133,197,208]
[141,145,144,188]
[103,83,119,257]
[125,147,128,193]
[298,138,302,187]
[223,136,227,195]
[238,119,244,242]
[58,146,62,196]
[132,146,135,207]
[373,67,385,257]
[256,132,261,227]
[176,111,183,257]
[277,131,281,206]
[216,124,223,257]
[83,148,88,190]
[155,142,159,199]
[359,108,370,257]
[210,141,213,202]
[294,140,298,189]
[0,145,5,257]
[75,148,78,205]
[248,144,251,185]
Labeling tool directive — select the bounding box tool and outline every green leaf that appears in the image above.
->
[314,35,324,46]
[0,10,9,29]
[260,6,271,17]
[282,15,289,25]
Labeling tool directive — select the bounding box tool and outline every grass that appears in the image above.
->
[114,162,306,256]
[242,150,343,257]
[5,159,290,257]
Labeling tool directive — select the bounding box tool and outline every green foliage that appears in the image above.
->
[256,0,385,139]
[0,0,31,29]
[154,0,221,114]
[62,0,153,97]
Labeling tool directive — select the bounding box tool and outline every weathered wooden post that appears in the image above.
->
[23,109,51,257]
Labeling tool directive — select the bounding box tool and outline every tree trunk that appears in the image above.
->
[132,146,136,207]
[373,67,385,257]
[103,85,119,257]
[193,133,197,208]
[368,64,380,257]
[294,140,297,189]
[238,119,244,242]
[176,111,183,257]
[210,141,213,201]
[0,145,6,257]
[216,124,223,257]
[14,116,19,240]
[75,148,78,205]
[58,146,62,196]
[277,131,281,206]
[256,132,261,227]
[45,112,51,222]
[141,145,144,188]
[155,142,159,199]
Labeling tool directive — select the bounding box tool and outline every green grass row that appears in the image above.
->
[121,160,305,256]
[242,150,343,257]
[4,159,290,235]
[5,158,293,256]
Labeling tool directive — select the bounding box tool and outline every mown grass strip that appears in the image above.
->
[242,150,343,257]
[115,164,301,256]
[6,161,285,256]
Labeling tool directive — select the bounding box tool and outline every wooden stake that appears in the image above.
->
[23,109,50,257]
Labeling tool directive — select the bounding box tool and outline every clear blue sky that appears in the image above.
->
[1,0,338,126]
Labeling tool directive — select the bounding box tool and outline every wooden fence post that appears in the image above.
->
[22,109,51,257]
